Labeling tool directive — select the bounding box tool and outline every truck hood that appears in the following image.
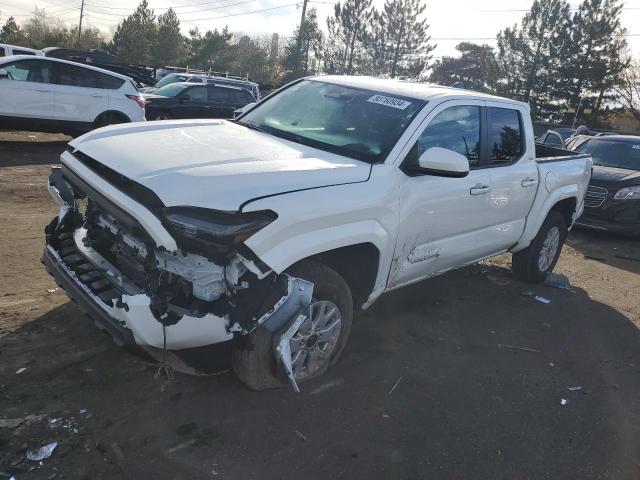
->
[68,119,371,211]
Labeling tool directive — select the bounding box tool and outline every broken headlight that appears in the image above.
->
[163,207,277,261]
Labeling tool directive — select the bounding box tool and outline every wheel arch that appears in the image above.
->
[513,185,579,252]
[288,243,381,309]
[93,110,131,126]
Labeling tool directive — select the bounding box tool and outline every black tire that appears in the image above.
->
[512,211,567,283]
[94,112,128,129]
[231,260,354,391]
[149,111,172,121]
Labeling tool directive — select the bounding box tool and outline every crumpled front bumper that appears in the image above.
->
[43,164,313,354]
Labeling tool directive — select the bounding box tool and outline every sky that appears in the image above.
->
[1,0,640,59]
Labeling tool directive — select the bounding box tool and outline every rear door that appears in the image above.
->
[52,62,109,123]
[482,104,538,250]
[174,85,209,118]
[208,86,236,118]
[0,58,54,119]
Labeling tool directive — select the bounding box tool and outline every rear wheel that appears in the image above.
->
[94,112,128,129]
[150,111,172,121]
[231,260,353,390]
[512,211,567,283]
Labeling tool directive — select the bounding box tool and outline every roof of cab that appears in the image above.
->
[0,55,131,81]
[312,75,527,107]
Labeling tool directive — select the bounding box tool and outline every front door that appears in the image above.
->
[389,101,495,289]
[176,86,210,118]
[0,58,54,119]
[52,62,109,123]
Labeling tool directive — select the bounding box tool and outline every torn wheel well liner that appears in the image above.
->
[551,197,577,227]
[299,242,380,308]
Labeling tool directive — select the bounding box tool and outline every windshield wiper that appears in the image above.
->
[236,121,268,134]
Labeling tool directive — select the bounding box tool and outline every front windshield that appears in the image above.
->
[155,74,188,89]
[154,84,187,97]
[238,80,425,163]
[576,139,640,171]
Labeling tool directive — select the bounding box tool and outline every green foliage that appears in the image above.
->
[282,9,324,81]
[324,0,372,75]
[0,16,24,45]
[109,0,157,65]
[429,43,500,93]
[368,0,435,78]
[153,9,183,66]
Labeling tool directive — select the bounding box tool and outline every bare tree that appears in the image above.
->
[615,56,640,122]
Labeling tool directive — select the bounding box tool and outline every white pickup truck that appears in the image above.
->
[43,76,592,390]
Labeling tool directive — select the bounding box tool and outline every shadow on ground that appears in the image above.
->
[1,264,639,479]
[567,228,640,275]
[0,132,69,167]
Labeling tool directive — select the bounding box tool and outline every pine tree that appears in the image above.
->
[429,42,500,92]
[324,0,372,74]
[0,16,23,44]
[282,9,323,81]
[560,0,627,117]
[368,0,435,78]
[109,0,157,65]
[496,0,572,118]
[153,8,183,67]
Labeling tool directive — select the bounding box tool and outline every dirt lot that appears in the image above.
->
[1,131,639,479]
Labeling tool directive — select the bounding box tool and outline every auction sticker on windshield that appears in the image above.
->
[367,95,412,110]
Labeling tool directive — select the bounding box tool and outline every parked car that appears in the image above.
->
[141,72,260,99]
[0,43,43,57]
[539,129,568,148]
[574,135,640,236]
[143,82,256,120]
[43,76,591,391]
[0,55,145,136]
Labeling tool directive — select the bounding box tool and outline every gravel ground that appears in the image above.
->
[0,130,639,479]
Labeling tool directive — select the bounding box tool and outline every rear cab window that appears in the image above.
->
[0,47,5,57]
[14,49,36,56]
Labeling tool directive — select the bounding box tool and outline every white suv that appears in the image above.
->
[0,55,145,136]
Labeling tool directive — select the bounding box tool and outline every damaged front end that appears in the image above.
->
[42,163,313,382]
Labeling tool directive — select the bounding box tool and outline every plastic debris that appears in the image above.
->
[534,295,551,304]
[46,288,59,294]
[567,386,583,391]
[295,430,308,442]
[26,442,58,461]
[498,344,540,353]
[544,273,572,290]
[560,398,569,406]
[15,368,27,374]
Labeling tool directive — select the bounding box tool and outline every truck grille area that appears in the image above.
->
[53,231,122,306]
[584,185,608,208]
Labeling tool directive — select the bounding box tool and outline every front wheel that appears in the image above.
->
[149,111,172,121]
[231,260,353,391]
[512,211,567,283]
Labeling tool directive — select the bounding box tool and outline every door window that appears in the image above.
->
[407,105,481,168]
[488,107,524,164]
[1,59,51,83]
[0,47,5,57]
[55,63,100,88]
[186,86,208,102]
[209,86,232,102]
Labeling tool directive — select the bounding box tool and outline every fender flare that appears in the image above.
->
[245,219,390,277]
[513,184,579,252]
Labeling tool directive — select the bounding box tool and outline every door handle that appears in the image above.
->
[91,94,104,98]
[470,184,491,195]
[521,177,538,187]
[35,89,50,93]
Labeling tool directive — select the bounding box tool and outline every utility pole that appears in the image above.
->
[77,0,85,44]
[295,0,308,76]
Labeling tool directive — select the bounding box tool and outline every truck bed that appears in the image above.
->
[535,143,591,163]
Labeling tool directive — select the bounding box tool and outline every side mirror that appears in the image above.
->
[233,102,256,118]
[180,94,191,103]
[0,68,8,78]
[417,147,470,177]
